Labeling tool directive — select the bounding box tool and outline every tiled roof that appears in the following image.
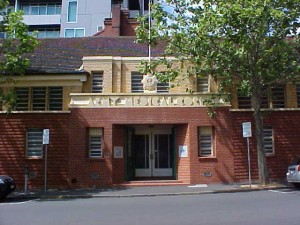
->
[26,36,166,74]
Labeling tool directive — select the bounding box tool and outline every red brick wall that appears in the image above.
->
[231,110,300,183]
[69,107,234,187]
[2,107,299,190]
[0,113,69,190]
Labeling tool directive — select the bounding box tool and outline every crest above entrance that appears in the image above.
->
[141,74,158,93]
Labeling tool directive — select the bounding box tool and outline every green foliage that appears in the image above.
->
[0,0,38,109]
[136,0,300,184]
[136,0,300,93]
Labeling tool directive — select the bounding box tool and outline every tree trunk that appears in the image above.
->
[252,88,269,185]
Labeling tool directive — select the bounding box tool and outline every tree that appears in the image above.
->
[136,0,300,184]
[0,0,38,109]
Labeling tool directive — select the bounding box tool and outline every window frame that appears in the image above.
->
[91,71,104,93]
[88,128,103,158]
[197,76,209,93]
[263,126,275,155]
[26,128,44,158]
[15,86,63,111]
[198,126,215,157]
[67,1,78,23]
[64,28,85,37]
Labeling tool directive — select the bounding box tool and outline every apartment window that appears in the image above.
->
[15,87,63,111]
[65,28,84,37]
[22,4,61,15]
[67,1,78,23]
[263,126,274,155]
[197,76,209,92]
[199,127,214,157]
[29,28,60,38]
[89,128,103,158]
[131,72,144,93]
[92,72,104,93]
[26,129,43,158]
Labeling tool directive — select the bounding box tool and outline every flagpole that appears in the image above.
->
[148,0,151,66]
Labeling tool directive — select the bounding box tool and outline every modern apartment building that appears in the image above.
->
[2,0,151,38]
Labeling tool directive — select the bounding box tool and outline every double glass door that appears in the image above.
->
[134,129,173,177]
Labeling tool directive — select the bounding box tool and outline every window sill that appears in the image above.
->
[26,157,43,160]
[88,157,105,161]
[198,156,217,160]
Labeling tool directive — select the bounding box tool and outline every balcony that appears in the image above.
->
[69,93,230,108]
[23,14,60,25]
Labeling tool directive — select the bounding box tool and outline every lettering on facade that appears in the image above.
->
[70,95,227,108]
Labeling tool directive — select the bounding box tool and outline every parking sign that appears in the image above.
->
[43,129,50,145]
[242,122,252,138]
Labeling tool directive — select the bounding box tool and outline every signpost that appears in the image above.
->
[43,129,49,192]
[242,122,252,188]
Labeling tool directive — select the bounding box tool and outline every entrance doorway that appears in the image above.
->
[133,127,174,178]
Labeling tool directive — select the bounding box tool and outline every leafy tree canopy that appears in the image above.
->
[136,0,300,184]
[0,0,38,109]
[137,0,300,93]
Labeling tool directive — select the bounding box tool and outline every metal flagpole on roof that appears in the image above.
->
[148,0,151,67]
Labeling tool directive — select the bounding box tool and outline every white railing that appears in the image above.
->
[69,93,230,108]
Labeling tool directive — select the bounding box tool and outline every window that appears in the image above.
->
[65,28,84,37]
[49,87,63,110]
[15,87,63,111]
[263,126,274,155]
[67,1,78,23]
[21,3,61,15]
[157,81,169,93]
[237,85,285,109]
[271,86,285,108]
[89,128,103,158]
[237,95,251,109]
[199,127,214,157]
[92,72,103,93]
[197,76,209,92]
[297,85,300,107]
[26,129,43,158]
[131,72,144,93]
[29,28,60,38]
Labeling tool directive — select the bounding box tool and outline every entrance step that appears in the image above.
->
[120,180,189,187]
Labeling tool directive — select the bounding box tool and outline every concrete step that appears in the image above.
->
[120,180,189,186]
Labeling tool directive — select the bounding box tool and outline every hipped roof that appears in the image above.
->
[25,36,166,74]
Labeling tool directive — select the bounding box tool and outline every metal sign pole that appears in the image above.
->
[43,129,49,193]
[44,144,48,193]
[242,122,252,188]
[247,137,252,188]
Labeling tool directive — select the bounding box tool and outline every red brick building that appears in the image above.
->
[1,36,299,190]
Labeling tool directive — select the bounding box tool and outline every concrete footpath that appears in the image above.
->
[7,182,292,200]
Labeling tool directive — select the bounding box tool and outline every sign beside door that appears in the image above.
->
[179,145,188,157]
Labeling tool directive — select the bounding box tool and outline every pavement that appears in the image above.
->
[6,182,293,200]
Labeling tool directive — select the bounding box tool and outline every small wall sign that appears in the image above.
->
[114,146,123,158]
[179,145,188,158]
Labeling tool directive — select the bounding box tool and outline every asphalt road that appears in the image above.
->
[0,189,299,225]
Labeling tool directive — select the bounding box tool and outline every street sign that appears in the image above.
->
[242,122,252,138]
[43,129,50,145]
